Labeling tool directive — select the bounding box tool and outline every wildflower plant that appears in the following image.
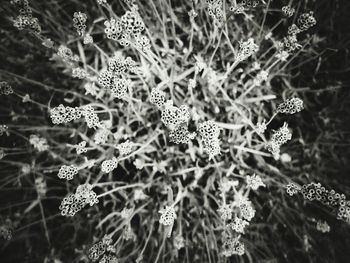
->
[1,0,348,262]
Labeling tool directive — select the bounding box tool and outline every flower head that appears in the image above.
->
[246,174,265,190]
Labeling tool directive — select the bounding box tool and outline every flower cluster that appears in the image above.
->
[241,0,259,8]
[57,165,78,180]
[88,235,118,263]
[150,88,166,108]
[255,119,267,134]
[121,9,145,37]
[222,236,245,257]
[83,33,94,45]
[72,67,89,79]
[238,199,256,221]
[287,24,301,35]
[236,38,259,62]
[94,127,111,145]
[29,134,49,152]
[316,220,330,233]
[206,0,224,25]
[297,12,317,32]
[246,174,265,190]
[101,157,118,173]
[253,70,269,86]
[0,81,14,95]
[300,183,346,207]
[111,77,132,99]
[286,182,301,196]
[198,120,221,159]
[134,35,151,51]
[57,45,80,64]
[159,205,176,226]
[104,18,123,41]
[117,140,134,156]
[288,182,350,223]
[75,141,88,155]
[279,34,302,53]
[278,11,316,54]
[104,8,146,47]
[73,11,87,36]
[229,217,249,234]
[81,105,100,128]
[266,122,292,157]
[275,50,290,61]
[277,97,304,114]
[134,188,148,201]
[11,0,41,34]
[161,101,190,131]
[338,201,350,223]
[169,124,196,145]
[50,104,100,128]
[98,54,136,99]
[59,183,98,216]
[230,0,259,14]
[282,6,295,17]
[50,104,82,125]
[108,55,137,75]
[217,204,232,221]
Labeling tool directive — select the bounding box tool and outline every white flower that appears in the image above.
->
[246,174,266,190]
[276,50,290,62]
[238,199,255,221]
[230,217,249,234]
[117,140,135,156]
[316,220,330,233]
[217,204,232,220]
[29,134,49,152]
[159,206,176,226]
[134,189,148,201]
[83,33,94,45]
[255,119,267,134]
[236,38,259,62]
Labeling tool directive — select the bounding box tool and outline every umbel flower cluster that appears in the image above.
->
[59,184,98,216]
[266,122,292,158]
[286,182,350,223]
[57,165,78,180]
[206,0,224,25]
[11,0,41,34]
[0,81,14,95]
[98,54,136,99]
[72,11,87,36]
[88,235,118,263]
[217,175,261,257]
[49,104,100,129]
[104,6,149,49]
[278,11,316,53]
[198,120,221,160]
[276,97,304,114]
[151,96,197,145]
[29,134,49,152]
[236,38,259,62]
